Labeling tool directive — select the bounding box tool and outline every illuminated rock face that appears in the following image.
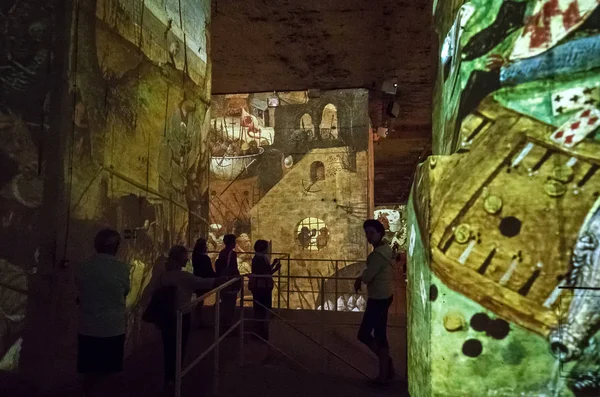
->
[0,0,211,383]
[409,1,600,396]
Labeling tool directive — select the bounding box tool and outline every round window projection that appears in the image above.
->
[297,218,329,251]
[499,216,522,237]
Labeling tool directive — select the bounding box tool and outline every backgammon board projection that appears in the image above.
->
[409,1,600,394]
[431,99,600,339]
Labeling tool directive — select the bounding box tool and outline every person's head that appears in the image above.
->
[193,238,208,255]
[167,245,189,270]
[94,228,121,256]
[223,234,236,249]
[254,239,269,254]
[363,219,386,246]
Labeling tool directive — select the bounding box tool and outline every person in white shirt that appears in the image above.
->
[75,229,130,397]
[354,219,395,385]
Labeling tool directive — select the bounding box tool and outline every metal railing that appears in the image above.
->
[204,251,368,311]
[173,272,405,397]
[175,277,243,397]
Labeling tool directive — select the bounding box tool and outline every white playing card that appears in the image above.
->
[551,86,600,116]
[551,107,600,148]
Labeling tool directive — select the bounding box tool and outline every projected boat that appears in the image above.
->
[426,98,600,345]
[210,147,264,181]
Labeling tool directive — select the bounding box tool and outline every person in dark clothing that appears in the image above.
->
[215,234,240,335]
[354,219,395,385]
[192,238,215,328]
[248,240,281,340]
[147,245,215,392]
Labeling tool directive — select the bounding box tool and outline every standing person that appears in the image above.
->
[191,238,215,328]
[248,240,281,340]
[147,245,217,392]
[354,219,395,385]
[75,229,130,397]
[214,234,241,335]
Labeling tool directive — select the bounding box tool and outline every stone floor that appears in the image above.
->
[20,324,409,397]
[4,307,408,397]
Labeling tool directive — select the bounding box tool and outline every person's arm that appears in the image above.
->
[123,263,132,297]
[360,253,386,284]
[269,258,282,275]
[178,271,215,292]
[354,253,385,293]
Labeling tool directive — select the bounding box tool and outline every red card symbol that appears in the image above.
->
[589,117,599,125]
[581,109,592,118]
[565,135,574,145]
[554,130,564,139]
[570,121,581,130]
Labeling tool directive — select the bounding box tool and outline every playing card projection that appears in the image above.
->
[551,107,600,147]
[411,1,600,396]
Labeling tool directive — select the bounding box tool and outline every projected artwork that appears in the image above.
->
[409,1,600,396]
[0,0,54,371]
[374,205,408,254]
[209,90,371,309]
[67,0,211,352]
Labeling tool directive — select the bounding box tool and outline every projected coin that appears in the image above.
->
[552,165,574,183]
[454,224,471,244]
[484,195,503,214]
[544,180,566,197]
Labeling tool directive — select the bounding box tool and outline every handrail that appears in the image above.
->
[180,276,241,313]
[175,276,244,397]
[174,272,402,396]
[251,297,370,379]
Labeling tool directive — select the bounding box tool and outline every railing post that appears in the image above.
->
[320,277,327,373]
[320,277,325,311]
[175,309,183,397]
[213,290,220,396]
[287,257,291,310]
[334,260,338,312]
[277,266,281,310]
[239,276,245,367]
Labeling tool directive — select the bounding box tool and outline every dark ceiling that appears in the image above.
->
[211,0,434,205]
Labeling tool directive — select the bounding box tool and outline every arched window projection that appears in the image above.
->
[319,104,338,139]
[300,113,314,139]
[310,161,325,183]
[297,217,329,251]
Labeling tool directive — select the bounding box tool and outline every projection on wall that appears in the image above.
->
[209,90,371,310]
[0,0,54,372]
[408,1,600,396]
[67,0,211,355]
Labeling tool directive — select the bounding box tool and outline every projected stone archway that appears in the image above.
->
[319,104,338,139]
[300,113,315,139]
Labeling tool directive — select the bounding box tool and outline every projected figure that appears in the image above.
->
[158,98,203,245]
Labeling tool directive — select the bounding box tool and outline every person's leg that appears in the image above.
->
[181,314,191,364]
[161,322,176,385]
[80,335,124,397]
[373,296,393,381]
[264,293,273,341]
[195,292,206,328]
[254,293,268,340]
[252,293,261,336]
[357,299,378,355]
[220,293,237,334]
